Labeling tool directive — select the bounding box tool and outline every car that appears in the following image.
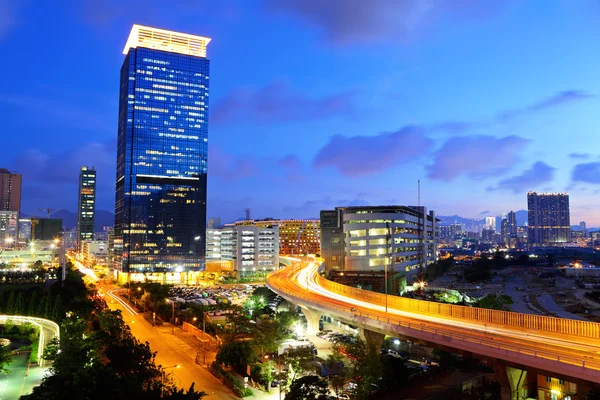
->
[421,358,439,367]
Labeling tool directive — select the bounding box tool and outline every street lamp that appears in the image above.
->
[166,299,175,334]
[161,364,181,398]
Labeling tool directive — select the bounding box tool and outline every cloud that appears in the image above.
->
[569,153,590,159]
[278,154,306,183]
[427,135,529,181]
[263,0,504,46]
[572,162,600,184]
[209,146,257,181]
[211,82,355,125]
[498,91,594,122]
[480,210,490,215]
[488,161,555,193]
[280,196,369,218]
[9,141,116,212]
[314,126,433,177]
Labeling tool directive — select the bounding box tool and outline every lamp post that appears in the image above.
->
[161,364,181,398]
[166,299,175,334]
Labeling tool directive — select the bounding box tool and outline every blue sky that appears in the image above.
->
[2,0,600,224]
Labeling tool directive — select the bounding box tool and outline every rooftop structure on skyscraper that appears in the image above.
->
[114,25,211,283]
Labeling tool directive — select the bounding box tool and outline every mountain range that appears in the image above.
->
[23,209,115,231]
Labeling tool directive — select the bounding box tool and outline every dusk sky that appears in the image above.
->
[2,0,600,224]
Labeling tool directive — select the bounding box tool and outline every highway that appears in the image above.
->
[268,260,600,383]
[102,285,237,400]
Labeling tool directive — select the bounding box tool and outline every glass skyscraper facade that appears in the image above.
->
[115,25,210,275]
[527,192,570,245]
[77,166,96,248]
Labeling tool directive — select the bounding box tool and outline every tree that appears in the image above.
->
[275,310,300,331]
[0,344,11,374]
[284,375,332,400]
[33,260,44,270]
[44,294,53,318]
[283,346,315,385]
[380,355,409,391]
[253,318,289,356]
[36,296,48,318]
[225,308,255,342]
[5,291,15,314]
[216,341,257,375]
[476,294,513,311]
[51,296,64,322]
[27,290,38,316]
[340,338,382,400]
[322,354,347,397]
[15,292,25,315]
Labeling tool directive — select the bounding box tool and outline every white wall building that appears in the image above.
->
[485,216,496,231]
[342,206,438,278]
[81,240,108,266]
[206,225,279,273]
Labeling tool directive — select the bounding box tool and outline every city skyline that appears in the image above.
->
[2,1,600,224]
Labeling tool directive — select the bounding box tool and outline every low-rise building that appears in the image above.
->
[81,240,108,267]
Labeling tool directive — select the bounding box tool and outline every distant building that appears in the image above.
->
[485,216,496,231]
[208,218,222,229]
[527,192,570,246]
[579,221,588,238]
[113,25,210,280]
[440,224,462,240]
[501,219,509,244]
[0,168,22,215]
[507,211,517,236]
[320,206,438,281]
[77,166,96,249]
[481,229,494,243]
[232,219,321,255]
[207,225,279,274]
[0,211,18,244]
[18,218,31,241]
[81,240,108,266]
[31,218,62,241]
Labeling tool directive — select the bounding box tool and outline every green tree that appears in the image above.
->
[340,338,382,400]
[33,260,44,270]
[284,375,332,400]
[0,343,12,374]
[44,294,53,318]
[51,296,64,322]
[225,308,255,342]
[275,310,300,331]
[36,296,48,318]
[322,354,347,397]
[5,291,15,314]
[27,290,38,316]
[253,318,289,356]
[476,294,513,311]
[216,341,257,375]
[283,346,315,385]
[15,292,25,315]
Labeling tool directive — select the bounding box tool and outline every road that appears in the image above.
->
[103,285,237,400]
[0,353,48,400]
[268,261,600,382]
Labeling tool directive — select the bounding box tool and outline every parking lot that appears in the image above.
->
[169,284,264,306]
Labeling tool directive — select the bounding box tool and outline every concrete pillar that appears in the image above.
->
[300,307,321,335]
[359,328,385,351]
[493,361,532,400]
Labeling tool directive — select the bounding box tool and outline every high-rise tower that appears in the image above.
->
[114,25,210,279]
[77,166,96,248]
[0,168,22,215]
[527,192,570,245]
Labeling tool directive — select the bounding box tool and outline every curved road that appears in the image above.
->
[268,261,600,383]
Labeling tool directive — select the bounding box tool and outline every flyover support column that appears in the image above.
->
[299,306,321,335]
[493,361,534,400]
[359,328,385,351]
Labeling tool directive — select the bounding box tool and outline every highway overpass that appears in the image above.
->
[267,259,600,399]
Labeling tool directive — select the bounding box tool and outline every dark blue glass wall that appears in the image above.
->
[115,47,209,273]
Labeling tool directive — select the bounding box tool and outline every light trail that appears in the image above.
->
[107,290,138,316]
[268,259,600,380]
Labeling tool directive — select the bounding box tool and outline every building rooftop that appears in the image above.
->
[123,24,211,58]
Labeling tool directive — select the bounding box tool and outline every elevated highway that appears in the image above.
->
[0,315,60,366]
[267,259,600,392]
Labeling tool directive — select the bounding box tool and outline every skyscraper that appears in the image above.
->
[114,25,210,280]
[507,210,517,236]
[485,216,496,231]
[77,166,96,248]
[527,192,570,245]
[0,168,22,215]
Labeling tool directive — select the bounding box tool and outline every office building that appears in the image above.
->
[485,216,496,231]
[77,166,96,248]
[0,168,22,215]
[507,211,517,236]
[81,240,108,267]
[31,218,62,241]
[0,211,18,244]
[232,219,321,255]
[18,218,31,241]
[527,192,570,246]
[320,206,438,282]
[207,225,279,274]
[114,25,211,281]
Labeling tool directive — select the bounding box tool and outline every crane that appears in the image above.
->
[39,208,55,218]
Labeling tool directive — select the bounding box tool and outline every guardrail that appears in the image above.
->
[268,275,600,378]
[313,273,600,340]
